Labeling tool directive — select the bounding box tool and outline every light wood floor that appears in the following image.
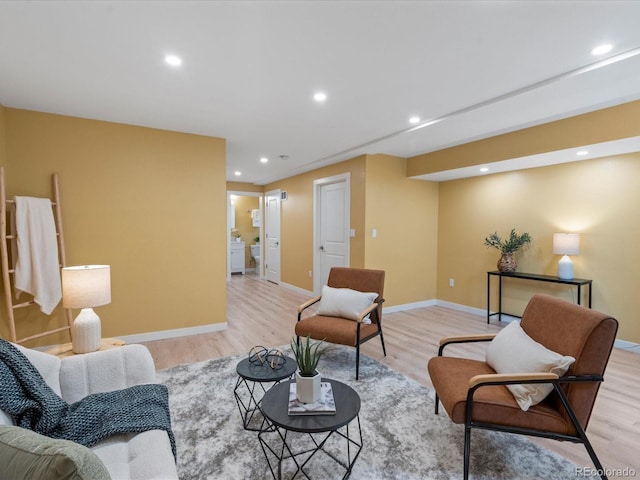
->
[142,273,640,473]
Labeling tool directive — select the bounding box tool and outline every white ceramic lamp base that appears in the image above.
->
[72,307,102,354]
[557,255,574,280]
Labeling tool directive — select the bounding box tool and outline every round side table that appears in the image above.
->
[234,355,297,431]
[258,378,362,479]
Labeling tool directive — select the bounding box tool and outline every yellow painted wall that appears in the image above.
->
[408,100,640,176]
[3,97,636,351]
[364,154,439,305]
[264,156,367,291]
[3,108,227,346]
[437,154,640,343]
[261,153,439,307]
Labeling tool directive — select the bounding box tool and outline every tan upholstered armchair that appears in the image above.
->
[295,267,386,380]
[428,294,618,480]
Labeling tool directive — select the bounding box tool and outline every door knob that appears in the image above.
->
[320,245,324,251]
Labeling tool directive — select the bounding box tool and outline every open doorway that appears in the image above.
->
[227,191,263,281]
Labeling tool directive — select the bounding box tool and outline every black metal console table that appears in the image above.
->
[487,271,592,323]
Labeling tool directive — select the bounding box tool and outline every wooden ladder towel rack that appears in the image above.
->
[0,166,73,344]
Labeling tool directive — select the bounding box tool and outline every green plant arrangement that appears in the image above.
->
[290,335,332,377]
[484,229,532,253]
[254,236,260,243]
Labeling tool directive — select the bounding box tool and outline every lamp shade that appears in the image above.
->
[61,265,111,309]
[552,233,580,256]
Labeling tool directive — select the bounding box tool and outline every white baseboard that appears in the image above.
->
[434,299,485,317]
[118,322,227,344]
[279,281,314,297]
[433,299,516,323]
[383,299,436,314]
[614,339,640,351]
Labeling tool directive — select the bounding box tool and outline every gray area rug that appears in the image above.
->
[157,346,580,479]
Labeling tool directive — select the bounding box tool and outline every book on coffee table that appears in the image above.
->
[288,382,336,415]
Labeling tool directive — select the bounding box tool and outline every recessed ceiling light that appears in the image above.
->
[409,116,420,124]
[313,92,327,102]
[260,157,269,163]
[234,171,241,176]
[165,55,182,66]
[591,44,612,56]
[576,150,589,156]
[480,167,489,173]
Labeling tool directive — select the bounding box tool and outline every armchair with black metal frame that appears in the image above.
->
[428,294,618,480]
[295,267,386,380]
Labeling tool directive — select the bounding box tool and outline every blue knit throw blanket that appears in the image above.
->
[0,339,176,459]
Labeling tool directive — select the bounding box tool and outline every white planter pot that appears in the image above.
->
[295,371,321,403]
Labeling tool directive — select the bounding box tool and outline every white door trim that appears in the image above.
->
[313,172,350,294]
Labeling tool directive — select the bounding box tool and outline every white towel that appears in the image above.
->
[14,196,62,315]
[251,209,260,226]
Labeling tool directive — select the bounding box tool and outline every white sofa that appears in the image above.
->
[0,343,178,480]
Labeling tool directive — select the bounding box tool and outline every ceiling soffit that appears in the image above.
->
[407,100,640,180]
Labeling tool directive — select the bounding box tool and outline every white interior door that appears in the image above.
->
[265,191,281,284]
[314,174,350,293]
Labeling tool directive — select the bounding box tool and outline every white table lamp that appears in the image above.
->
[552,234,580,280]
[62,265,111,354]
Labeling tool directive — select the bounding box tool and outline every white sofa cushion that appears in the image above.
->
[59,345,157,403]
[0,410,12,426]
[91,430,178,480]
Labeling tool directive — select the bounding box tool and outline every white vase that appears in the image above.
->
[295,371,321,403]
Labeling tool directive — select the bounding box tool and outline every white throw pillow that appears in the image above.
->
[485,321,575,411]
[317,286,378,323]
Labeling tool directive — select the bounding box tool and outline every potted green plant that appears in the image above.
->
[253,236,260,243]
[290,335,332,403]
[484,228,532,272]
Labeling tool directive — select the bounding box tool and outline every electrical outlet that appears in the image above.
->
[449,278,455,287]
[309,270,312,278]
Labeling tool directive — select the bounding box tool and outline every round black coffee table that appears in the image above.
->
[258,378,362,479]
[234,355,297,431]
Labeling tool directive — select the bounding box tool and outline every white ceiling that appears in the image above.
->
[1,1,640,185]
